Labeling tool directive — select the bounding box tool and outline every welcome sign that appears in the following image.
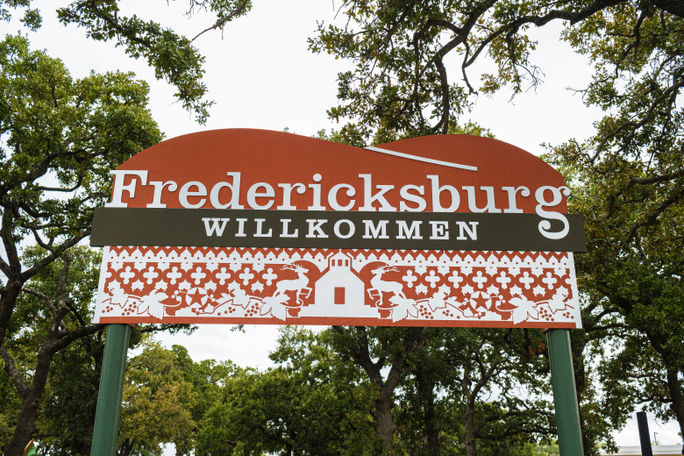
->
[91,129,584,327]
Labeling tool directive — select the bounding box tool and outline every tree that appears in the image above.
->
[326,325,423,455]
[548,2,683,438]
[310,0,682,449]
[117,342,197,456]
[3,0,253,123]
[553,153,684,443]
[0,33,164,454]
[310,0,681,142]
[195,327,380,456]
[0,246,106,456]
[396,328,556,456]
[35,318,105,456]
[1,1,255,452]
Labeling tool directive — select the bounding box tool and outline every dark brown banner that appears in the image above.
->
[91,208,585,252]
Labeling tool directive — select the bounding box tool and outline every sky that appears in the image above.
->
[5,0,681,449]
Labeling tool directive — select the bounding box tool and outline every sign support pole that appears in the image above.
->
[547,329,585,456]
[89,324,130,456]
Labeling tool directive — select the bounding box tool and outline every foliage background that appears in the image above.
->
[0,0,681,454]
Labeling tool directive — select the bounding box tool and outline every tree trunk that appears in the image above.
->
[4,347,55,456]
[118,438,134,456]
[0,280,24,346]
[375,387,396,454]
[464,399,477,456]
[665,368,684,454]
[4,322,101,456]
[416,370,440,456]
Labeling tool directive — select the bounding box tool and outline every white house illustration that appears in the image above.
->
[301,251,378,318]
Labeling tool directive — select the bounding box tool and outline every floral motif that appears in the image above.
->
[94,247,581,328]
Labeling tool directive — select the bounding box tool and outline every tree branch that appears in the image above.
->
[0,344,28,395]
[190,0,251,43]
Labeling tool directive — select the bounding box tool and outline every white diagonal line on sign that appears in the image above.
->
[364,146,478,171]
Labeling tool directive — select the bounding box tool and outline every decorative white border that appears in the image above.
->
[94,247,581,328]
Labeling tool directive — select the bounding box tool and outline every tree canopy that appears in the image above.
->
[2,0,253,122]
[309,0,682,452]
[0,1,255,453]
[1,1,682,455]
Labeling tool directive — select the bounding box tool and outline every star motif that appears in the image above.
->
[415,283,428,294]
[131,280,144,291]
[178,280,191,291]
[155,279,168,290]
[186,288,204,305]
[532,285,545,296]
[251,281,264,292]
[438,284,451,295]
[461,284,474,295]
[509,285,523,296]
[204,280,217,291]
[486,284,499,296]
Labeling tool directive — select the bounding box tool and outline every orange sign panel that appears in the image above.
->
[92,129,584,328]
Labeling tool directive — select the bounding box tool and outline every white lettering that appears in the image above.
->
[463,186,501,213]
[235,218,247,237]
[247,182,275,209]
[147,180,178,208]
[308,174,325,210]
[362,220,390,239]
[396,220,423,239]
[202,218,229,236]
[280,219,299,238]
[399,184,426,212]
[429,221,449,240]
[253,218,273,237]
[501,186,530,213]
[107,170,148,207]
[179,181,207,209]
[306,219,328,238]
[277,183,305,210]
[328,184,356,211]
[535,186,570,239]
[210,172,244,209]
[456,221,478,240]
[333,219,355,239]
[427,175,459,212]
[358,174,396,211]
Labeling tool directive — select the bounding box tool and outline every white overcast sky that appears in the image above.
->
[6,0,681,448]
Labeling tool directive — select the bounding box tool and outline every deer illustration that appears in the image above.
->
[274,264,310,299]
[370,265,406,301]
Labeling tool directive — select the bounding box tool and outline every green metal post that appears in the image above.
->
[547,329,584,456]
[90,324,131,456]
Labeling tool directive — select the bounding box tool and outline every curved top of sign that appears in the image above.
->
[111,128,567,214]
